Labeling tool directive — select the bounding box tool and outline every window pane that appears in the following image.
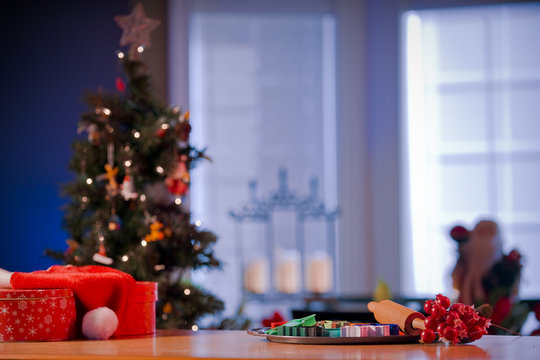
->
[403,4,540,298]
[188,12,337,314]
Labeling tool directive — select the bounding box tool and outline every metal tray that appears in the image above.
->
[247,328,420,345]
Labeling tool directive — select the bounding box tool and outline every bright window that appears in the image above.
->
[402,4,540,298]
[187,10,337,315]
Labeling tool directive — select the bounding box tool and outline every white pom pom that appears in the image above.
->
[82,307,119,340]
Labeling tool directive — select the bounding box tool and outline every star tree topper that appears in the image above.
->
[114,4,161,58]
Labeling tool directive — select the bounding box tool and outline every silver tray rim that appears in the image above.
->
[247,328,421,345]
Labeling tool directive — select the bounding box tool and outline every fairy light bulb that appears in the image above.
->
[184,288,191,296]
[156,166,164,174]
[133,130,141,139]
[161,123,169,130]
[137,46,144,53]
[139,194,146,202]
[98,234,105,242]
[103,108,111,116]
[124,160,132,167]
[174,197,182,205]
[195,220,202,227]
[191,325,198,332]
[117,51,125,59]
[121,255,129,262]
[141,240,147,247]
[81,196,89,203]
[86,178,93,185]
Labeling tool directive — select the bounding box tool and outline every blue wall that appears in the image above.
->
[1,0,129,272]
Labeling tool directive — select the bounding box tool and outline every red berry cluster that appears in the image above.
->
[420,294,491,345]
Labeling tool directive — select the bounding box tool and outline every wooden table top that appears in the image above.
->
[1,330,539,359]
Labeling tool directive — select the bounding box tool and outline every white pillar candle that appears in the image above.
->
[305,251,333,294]
[275,249,301,294]
[244,258,269,294]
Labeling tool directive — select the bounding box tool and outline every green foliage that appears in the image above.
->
[47,56,224,328]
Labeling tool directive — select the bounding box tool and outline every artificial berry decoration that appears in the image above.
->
[421,294,491,345]
[421,328,436,344]
[436,294,451,309]
[424,316,438,331]
[424,299,434,314]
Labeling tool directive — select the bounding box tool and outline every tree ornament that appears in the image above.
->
[120,174,138,201]
[165,155,190,196]
[64,239,80,257]
[108,214,122,232]
[77,123,100,145]
[155,116,170,138]
[92,244,113,265]
[115,77,126,92]
[99,164,119,196]
[163,302,173,314]
[175,111,191,149]
[114,4,161,59]
[145,220,165,242]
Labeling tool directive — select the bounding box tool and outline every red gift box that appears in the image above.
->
[116,281,157,337]
[0,288,77,342]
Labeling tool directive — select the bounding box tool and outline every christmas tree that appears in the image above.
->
[46,4,223,329]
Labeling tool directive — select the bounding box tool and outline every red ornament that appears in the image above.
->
[98,244,107,256]
[116,77,126,92]
[166,179,188,196]
[165,156,190,196]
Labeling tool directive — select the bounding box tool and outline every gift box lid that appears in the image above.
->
[131,281,157,303]
[0,288,74,300]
